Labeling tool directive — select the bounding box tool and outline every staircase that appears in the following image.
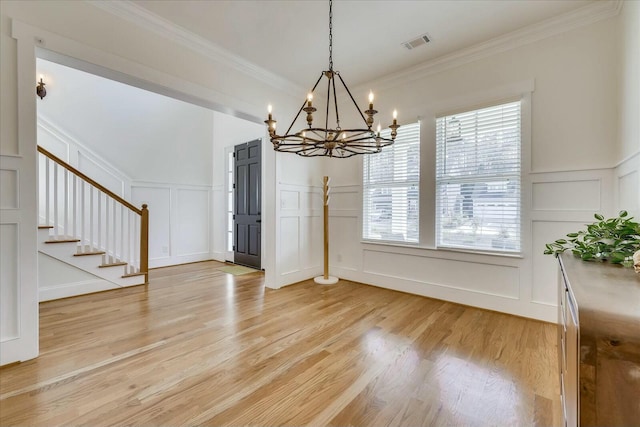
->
[38,146,148,293]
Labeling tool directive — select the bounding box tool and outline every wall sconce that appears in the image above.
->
[36,75,47,99]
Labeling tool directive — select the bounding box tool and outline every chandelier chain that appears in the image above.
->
[328,0,333,70]
[264,0,399,158]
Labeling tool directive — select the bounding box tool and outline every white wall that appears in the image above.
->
[326,11,624,322]
[614,1,640,217]
[36,58,216,187]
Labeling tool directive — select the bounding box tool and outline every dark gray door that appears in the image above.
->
[234,140,261,269]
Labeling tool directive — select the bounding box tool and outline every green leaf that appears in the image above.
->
[555,239,567,244]
[610,252,626,263]
[619,210,628,218]
[566,233,579,238]
[594,213,605,220]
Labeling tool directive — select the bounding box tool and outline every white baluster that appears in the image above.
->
[135,214,140,271]
[89,186,94,252]
[80,181,85,253]
[127,209,132,272]
[64,168,69,237]
[120,204,125,268]
[45,158,50,227]
[105,197,110,264]
[53,163,59,239]
[112,200,117,263]
[72,175,77,238]
[97,191,102,252]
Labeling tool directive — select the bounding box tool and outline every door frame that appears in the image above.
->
[224,145,235,263]
[233,139,262,269]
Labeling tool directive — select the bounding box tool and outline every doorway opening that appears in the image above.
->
[232,139,262,270]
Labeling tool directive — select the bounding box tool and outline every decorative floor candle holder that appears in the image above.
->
[314,176,339,285]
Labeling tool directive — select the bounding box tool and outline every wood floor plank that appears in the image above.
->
[0,260,561,426]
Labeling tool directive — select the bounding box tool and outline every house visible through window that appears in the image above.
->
[363,122,420,243]
[435,100,521,253]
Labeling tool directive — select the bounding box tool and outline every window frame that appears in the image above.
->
[362,121,421,245]
[435,98,523,255]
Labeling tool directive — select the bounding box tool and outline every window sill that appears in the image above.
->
[360,239,524,260]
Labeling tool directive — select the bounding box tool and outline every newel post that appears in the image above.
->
[140,204,149,284]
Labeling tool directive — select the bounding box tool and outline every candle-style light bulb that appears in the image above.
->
[267,104,273,120]
[307,93,313,107]
[393,110,398,120]
[377,123,381,136]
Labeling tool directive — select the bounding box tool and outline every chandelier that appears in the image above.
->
[264,0,399,158]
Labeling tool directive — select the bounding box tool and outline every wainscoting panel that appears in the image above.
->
[0,169,19,209]
[330,186,360,211]
[298,215,321,272]
[39,118,129,198]
[210,185,226,262]
[330,215,360,272]
[275,184,323,285]
[77,152,125,198]
[131,186,171,262]
[0,223,19,341]
[531,220,587,306]
[280,190,300,211]
[175,188,210,257]
[363,249,520,299]
[37,121,69,160]
[532,179,601,211]
[279,216,300,275]
[618,170,638,213]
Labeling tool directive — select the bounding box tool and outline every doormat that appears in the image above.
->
[218,265,260,276]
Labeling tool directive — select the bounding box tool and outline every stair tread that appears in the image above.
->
[100,262,127,268]
[45,238,81,243]
[122,272,146,278]
[74,251,106,257]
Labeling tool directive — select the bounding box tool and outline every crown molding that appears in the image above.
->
[86,0,303,97]
[358,0,623,93]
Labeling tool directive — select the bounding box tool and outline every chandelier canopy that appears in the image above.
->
[264,0,399,158]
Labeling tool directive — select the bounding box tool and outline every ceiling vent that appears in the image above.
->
[402,33,431,50]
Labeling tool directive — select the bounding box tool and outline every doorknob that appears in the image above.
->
[256,219,261,223]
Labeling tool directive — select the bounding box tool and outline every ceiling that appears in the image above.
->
[131,0,595,89]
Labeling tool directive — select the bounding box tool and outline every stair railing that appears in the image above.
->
[38,146,148,284]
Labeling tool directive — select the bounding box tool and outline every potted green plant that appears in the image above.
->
[544,211,640,267]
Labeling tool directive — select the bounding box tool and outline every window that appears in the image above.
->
[436,101,521,253]
[363,122,420,243]
[227,150,234,253]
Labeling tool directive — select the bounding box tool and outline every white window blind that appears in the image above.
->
[436,101,521,253]
[363,122,420,243]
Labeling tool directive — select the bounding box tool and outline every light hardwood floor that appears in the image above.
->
[0,261,561,426]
